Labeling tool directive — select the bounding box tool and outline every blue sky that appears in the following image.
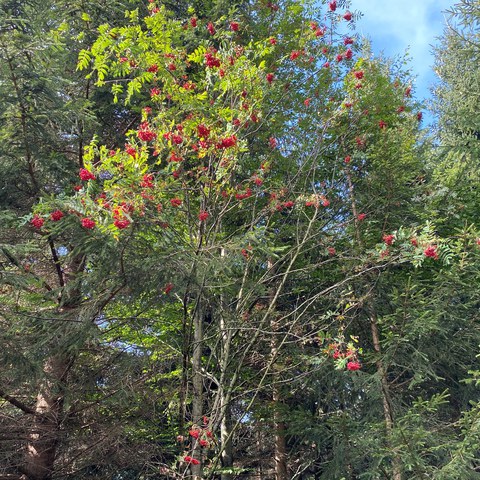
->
[350,0,456,116]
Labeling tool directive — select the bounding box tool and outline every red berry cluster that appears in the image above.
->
[180,419,214,467]
[326,342,362,371]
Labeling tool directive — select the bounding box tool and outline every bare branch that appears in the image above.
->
[0,388,35,415]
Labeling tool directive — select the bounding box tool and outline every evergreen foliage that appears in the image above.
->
[0,0,479,479]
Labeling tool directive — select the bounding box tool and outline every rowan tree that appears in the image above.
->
[2,0,480,479]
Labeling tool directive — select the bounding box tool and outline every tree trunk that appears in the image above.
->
[191,304,204,479]
[219,401,233,480]
[347,165,401,480]
[219,309,233,480]
[179,300,189,436]
[273,384,288,480]
[369,313,402,480]
[269,260,288,480]
[22,355,69,480]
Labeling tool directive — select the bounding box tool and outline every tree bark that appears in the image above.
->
[191,304,204,479]
[269,259,288,480]
[369,312,402,480]
[22,355,69,480]
[219,400,233,480]
[273,384,288,480]
[179,298,189,436]
[20,251,84,479]
[346,164,401,480]
[219,311,233,480]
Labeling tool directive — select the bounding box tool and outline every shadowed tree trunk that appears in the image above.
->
[347,163,402,480]
[269,259,288,480]
[273,383,288,480]
[369,311,402,480]
[22,355,70,480]
[219,313,233,480]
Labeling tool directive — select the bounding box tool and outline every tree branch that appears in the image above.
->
[48,238,65,288]
[0,387,35,415]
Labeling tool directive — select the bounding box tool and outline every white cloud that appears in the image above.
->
[350,0,455,99]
